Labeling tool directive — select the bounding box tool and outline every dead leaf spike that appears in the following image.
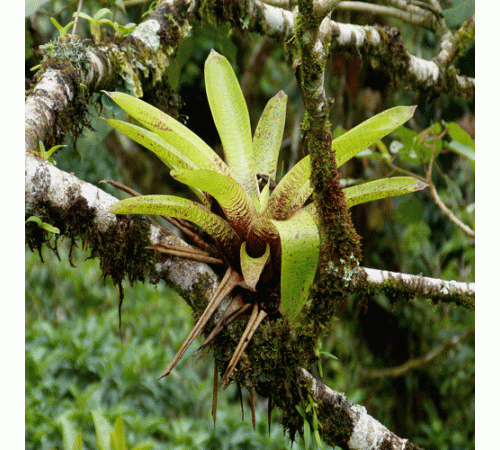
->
[221,304,268,386]
[159,267,243,378]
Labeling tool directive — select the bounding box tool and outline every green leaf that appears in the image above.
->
[271,210,320,325]
[25,216,60,234]
[303,419,312,450]
[171,169,257,236]
[50,17,75,36]
[104,118,208,205]
[266,106,416,219]
[72,432,83,450]
[314,428,324,449]
[320,351,338,361]
[265,155,311,220]
[446,122,475,164]
[240,242,270,291]
[295,404,306,419]
[110,416,127,450]
[287,181,314,217]
[204,50,258,196]
[104,91,230,176]
[109,195,240,257]
[334,105,417,168]
[344,176,427,207]
[253,90,287,181]
[447,141,475,164]
[94,8,112,21]
[58,414,79,450]
[40,142,65,161]
[91,410,112,450]
[104,119,196,170]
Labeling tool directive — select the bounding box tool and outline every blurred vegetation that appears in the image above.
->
[26,0,474,449]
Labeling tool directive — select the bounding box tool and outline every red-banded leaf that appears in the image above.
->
[204,50,259,197]
[109,195,240,258]
[264,155,311,220]
[104,91,230,176]
[171,169,257,238]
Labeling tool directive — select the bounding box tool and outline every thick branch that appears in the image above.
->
[254,0,473,98]
[350,267,475,309]
[326,19,473,99]
[26,0,474,159]
[300,369,423,450]
[25,0,194,152]
[25,152,220,307]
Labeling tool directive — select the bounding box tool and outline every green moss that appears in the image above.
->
[26,193,156,290]
[318,400,355,448]
[37,38,93,74]
[30,40,94,150]
[453,19,475,62]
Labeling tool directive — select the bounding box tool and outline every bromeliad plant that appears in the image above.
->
[104,49,425,385]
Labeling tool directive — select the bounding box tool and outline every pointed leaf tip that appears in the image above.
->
[254,90,287,181]
[344,176,428,208]
[334,105,417,168]
[205,50,258,196]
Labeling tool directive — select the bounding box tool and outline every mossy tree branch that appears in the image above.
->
[294,0,362,330]
[25,0,474,157]
[300,369,424,450]
[25,0,194,153]
[350,267,475,310]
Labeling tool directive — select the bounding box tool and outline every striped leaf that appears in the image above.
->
[204,50,259,197]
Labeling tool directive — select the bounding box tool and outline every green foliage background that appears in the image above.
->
[26,1,474,449]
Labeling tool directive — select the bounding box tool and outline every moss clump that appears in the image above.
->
[26,192,156,290]
[213,311,319,440]
[30,41,94,150]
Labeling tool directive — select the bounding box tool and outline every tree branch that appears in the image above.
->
[360,326,475,378]
[350,267,475,309]
[25,152,221,307]
[25,0,195,152]
[300,368,423,449]
[25,0,474,159]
